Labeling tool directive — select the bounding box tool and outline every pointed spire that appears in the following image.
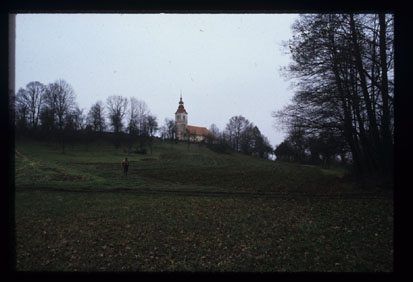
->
[179,90,183,105]
[176,92,187,114]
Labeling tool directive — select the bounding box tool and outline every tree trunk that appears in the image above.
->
[329,26,363,174]
[349,64,376,173]
[379,13,393,175]
[349,14,381,172]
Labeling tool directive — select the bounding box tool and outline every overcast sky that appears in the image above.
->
[15,13,298,147]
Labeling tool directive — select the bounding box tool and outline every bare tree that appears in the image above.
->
[24,81,45,130]
[106,95,128,134]
[240,122,254,154]
[14,88,29,133]
[146,114,158,137]
[136,99,149,136]
[225,115,250,152]
[127,98,150,135]
[66,107,86,131]
[160,118,176,141]
[39,79,77,152]
[64,106,85,149]
[209,123,220,138]
[146,114,158,154]
[274,14,394,178]
[87,101,106,132]
[378,13,393,173]
[44,79,76,132]
[127,97,140,135]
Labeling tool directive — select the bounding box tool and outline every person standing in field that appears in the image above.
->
[122,157,129,177]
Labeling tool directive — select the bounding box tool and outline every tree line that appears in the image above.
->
[150,115,273,159]
[273,14,394,178]
[14,79,273,159]
[13,79,159,153]
[206,115,273,159]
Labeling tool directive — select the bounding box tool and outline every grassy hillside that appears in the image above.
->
[14,138,393,272]
[15,138,370,195]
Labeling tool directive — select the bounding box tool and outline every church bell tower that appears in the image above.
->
[175,95,188,140]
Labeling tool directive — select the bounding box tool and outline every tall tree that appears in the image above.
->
[106,95,128,134]
[160,118,176,141]
[127,98,150,136]
[135,99,149,136]
[14,88,29,133]
[42,79,76,151]
[251,126,273,159]
[146,114,158,137]
[225,115,249,152]
[209,124,220,138]
[378,13,393,173]
[24,81,46,130]
[67,107,85,132]
[146,114,158,155]
[274,14,394,178]
[87,101,106,132]
[239,122,254,154]
[44,79,76,132]
[127,97,139,136]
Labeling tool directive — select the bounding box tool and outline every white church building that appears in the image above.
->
[175,96,213,142]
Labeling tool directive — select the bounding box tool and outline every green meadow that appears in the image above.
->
[14,138,393,272]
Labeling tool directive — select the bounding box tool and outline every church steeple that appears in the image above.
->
[175,94,188,140]
[175,95,187,114]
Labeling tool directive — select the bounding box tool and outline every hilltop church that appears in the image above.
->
[175,96,213,142]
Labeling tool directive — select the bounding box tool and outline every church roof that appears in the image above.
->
[175,106,187,114]
[175,96,188,114]
[186,125,213,137]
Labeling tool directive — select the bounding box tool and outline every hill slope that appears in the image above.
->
[15,138,378,197]
[14,138,393,272]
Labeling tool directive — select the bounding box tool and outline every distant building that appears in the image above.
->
[175,96,213,142]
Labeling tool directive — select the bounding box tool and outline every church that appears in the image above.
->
[175,96,213,142]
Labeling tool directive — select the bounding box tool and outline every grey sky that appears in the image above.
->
[15,13,298,147]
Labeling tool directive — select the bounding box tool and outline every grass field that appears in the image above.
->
[14,138,393,272]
